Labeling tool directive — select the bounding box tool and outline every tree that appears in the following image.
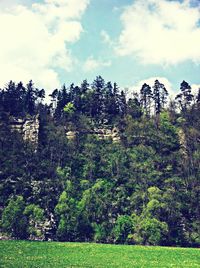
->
[80,80,90,94]
[49,89,58,111]
[112,215,133,244]
[24,204,45,240]
[79,80,90,115]
[153,80,168,115]
[25,80,36,115]
[153,80,168,127]
[131,216,168,245]
[2,81,18,116]
[54,85,70,121]
[175,81,193,113]
[127,93,142,119]
[55,185,78,241]
[63,102,75,116]
[119,90,127,117]
[91,76,105,122]
[130,187,168,245]
[140,83,152,117]
[0,76,199,247]
[1,196,27,239]
[36,88,45,103]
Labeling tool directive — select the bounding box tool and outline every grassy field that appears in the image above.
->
[0,241,199,268]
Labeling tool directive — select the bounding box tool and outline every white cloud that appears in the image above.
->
[33,0,90,22]
[0,0,90,92]
[127,77,173,99]
[191,83,200,96]
[83,56,111,72]
[0,0,23,9]
[100,30,113,46]
[115,0,200,65]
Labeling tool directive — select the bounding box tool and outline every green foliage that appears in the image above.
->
[93,223,107,242]
[63,102,75,115]
[112,215,133,244]
[24,204,44,239]
[1,196,27,239]
[55,191,78,241]
[129,187,169,245]
[24,204,44,222]
[131,216,168,245]
[0,77,199,247]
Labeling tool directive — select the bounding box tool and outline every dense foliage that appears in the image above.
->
[0,77,199,246]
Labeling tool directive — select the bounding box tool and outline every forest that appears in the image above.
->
[0,76,199,247]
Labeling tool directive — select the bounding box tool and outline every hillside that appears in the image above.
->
[0,77,199,247]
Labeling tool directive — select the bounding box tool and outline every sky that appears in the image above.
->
[0,0,200,97]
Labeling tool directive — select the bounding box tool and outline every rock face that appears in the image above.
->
[178,128,188,158]
[66,130,77,140]
[66,126,120,142]
[93,127,120,142]
[111,127,120,142]
[10,115,39,146]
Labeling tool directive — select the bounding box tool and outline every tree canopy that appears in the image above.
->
[0,77,199,247]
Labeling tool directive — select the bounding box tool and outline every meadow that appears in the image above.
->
[0,241,199,268]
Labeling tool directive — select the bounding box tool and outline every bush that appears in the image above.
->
[112,215,133,244]
[131,215,168,245]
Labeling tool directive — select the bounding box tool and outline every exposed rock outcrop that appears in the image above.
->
[178,128,188,159]
[66,126,120,142]
[10,115,39,146]
[66,130,78,140]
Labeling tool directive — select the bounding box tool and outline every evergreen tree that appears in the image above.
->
[0,76,199,247]
[175,80,194,112]
[153,80,168,115]
[2,196,27,239]
[140,83,152,117]
[25,80,37,115]
[153,80,168,127]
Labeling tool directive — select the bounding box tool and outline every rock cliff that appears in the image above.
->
[10,115,39,146]
[66,126,120,142]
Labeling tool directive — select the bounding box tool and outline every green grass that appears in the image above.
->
[0,241,199,268]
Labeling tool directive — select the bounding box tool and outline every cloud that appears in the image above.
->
[115,0,200,65]
[191,83,200,96]
[0,0,23,9]
[83,56,111,72]
[100,30,113,46]
[0,0,90,92]
[127,77,173,99]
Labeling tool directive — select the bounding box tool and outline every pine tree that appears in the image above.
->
[140,83,152,117]
[175,80,194,112]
